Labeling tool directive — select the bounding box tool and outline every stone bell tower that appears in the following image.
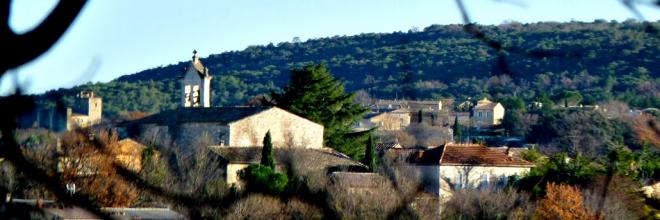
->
[180,50,212,108]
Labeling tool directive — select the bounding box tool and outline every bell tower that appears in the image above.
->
[180,50,212,108]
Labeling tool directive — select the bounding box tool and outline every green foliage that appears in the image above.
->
[529,109,619,157]
[499,96,526,111]
[453,116,462,141]
[519,153,600,196]
[501,109,529,137]
[608,146,660,182]
[362,135,376,172]
[239,164,288,194]
[261,131,275,169]
[37,21,660,119]
[271,64,369,159]
[559,90,583,107]
[140,147,168,186]
[521,148,543,163]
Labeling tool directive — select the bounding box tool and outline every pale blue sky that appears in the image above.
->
[3,0,660,94]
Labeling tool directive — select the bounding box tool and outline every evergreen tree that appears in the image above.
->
[270,64,369,159]
[362,135,376,172]
[417,110,423,124]
[261,130,275,169]
[453,116,462,142]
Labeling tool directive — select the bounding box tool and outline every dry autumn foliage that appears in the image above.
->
[631,114,660,149]
[60,129,138,207]
[535,182,596,220]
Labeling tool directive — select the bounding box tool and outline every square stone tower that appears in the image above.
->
[72,91,102,125]
[180,50,212,108]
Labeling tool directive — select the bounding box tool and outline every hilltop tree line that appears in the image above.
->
[37,20,660,117]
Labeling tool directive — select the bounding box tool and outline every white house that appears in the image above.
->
[412,143,533,199]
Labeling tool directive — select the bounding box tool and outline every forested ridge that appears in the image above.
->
[38,20,660,117]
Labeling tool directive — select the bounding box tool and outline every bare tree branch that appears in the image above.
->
[0,0,88,72]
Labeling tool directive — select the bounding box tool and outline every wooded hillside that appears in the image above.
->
[38,20,660,117]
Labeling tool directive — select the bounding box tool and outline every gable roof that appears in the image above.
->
[474,98,501,110]
[183,51,212,79]
[209,147,365,170]
[413,143,533,167]
[131,107,270,125]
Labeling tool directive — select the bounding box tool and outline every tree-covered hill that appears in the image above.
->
[39,20,660,117]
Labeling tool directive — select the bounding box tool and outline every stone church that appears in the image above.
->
[128,51,324,150]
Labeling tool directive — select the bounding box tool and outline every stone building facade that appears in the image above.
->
[130,106,324,149]
[471,98,505,128]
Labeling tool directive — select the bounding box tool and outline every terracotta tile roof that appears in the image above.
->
[130,106,269,125]
[441,143,533,167]
[413,143,534,167]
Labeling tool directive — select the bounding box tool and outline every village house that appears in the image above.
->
[20,91,103,132]
[211,147,365,186]
[353,109,411,131]
[471,98,505,128]
[412,143,533,198]
[373,99,443,112]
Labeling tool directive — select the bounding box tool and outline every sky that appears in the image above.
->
[3,0,660,95]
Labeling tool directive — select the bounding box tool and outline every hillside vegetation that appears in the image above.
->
[38,20,660,117]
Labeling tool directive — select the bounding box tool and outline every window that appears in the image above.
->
[456,174,463,190]
[478,112,482,118]
[184,85,191,105]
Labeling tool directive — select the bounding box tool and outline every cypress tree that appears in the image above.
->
[270,64,369,159]
[362,135,376,172]
[453,116,462,142]
[417,110,423,123]
[261,130,275,169]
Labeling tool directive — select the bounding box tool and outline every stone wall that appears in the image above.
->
[138,122,230,150]
[228,108,324,148]
[176,123,229,148]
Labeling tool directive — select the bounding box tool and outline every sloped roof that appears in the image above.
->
[474,102,498,110]
[441,144,532,166]
[413,143,533,167]
[474,98,500,110]
[375,142,402,151]
[186,51,212,79]
[131,107,269,125]
[209,147,365,169]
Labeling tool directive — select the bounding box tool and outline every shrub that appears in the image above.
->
[239,164,288,194]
